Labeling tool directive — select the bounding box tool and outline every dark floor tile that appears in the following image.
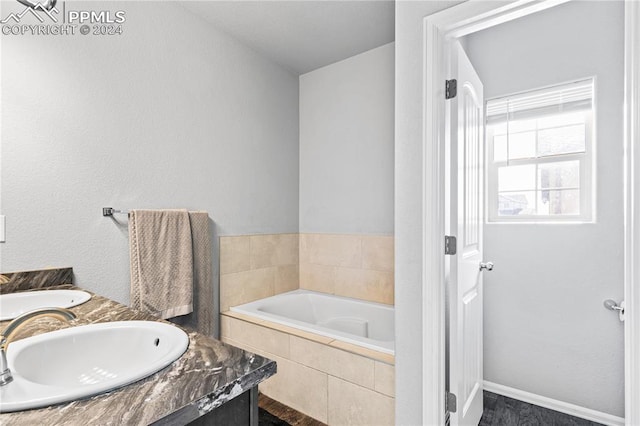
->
[480,410,494,426]
[258,393,325,426]
[480,392,499,425]
[479,391,604,426]
[479,412,494,425]
[484,391,499,410]
[259,408,291,426]
[553,411,602,426]
[260,390,604,426]
[491,394,521,425]
[517,402,556,426]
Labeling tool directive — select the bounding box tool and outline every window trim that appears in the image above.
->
[486,80,596,224]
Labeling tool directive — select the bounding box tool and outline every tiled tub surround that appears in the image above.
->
[300,234,394,305]
[219,233,395,424]
[220,234,299,312]
[221,311,395,425]
[219,233,394,309]
[0,283,276,425]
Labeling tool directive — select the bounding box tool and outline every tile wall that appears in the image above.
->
[219,233,394,311]
[299,234,394,305]
[219,234,299,312]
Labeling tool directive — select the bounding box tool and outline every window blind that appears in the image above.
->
[486,79,594,124]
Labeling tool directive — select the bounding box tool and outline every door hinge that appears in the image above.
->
[446,392,457,413]
[445,235,457,255]
[446,79,457,99]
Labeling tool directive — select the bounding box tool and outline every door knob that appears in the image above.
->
[603,299,623,312]
[603,299,625,322]
[479,262,494,271]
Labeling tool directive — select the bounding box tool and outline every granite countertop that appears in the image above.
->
[0,283,276,425]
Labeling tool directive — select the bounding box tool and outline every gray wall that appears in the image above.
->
[464,0,624,416]
[299,43,395,235]
[0,2,300,308]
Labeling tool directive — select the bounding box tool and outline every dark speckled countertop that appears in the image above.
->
[0,280,276,425]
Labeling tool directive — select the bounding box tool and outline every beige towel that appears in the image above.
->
[129,209,193,319]
[170,212,214,336]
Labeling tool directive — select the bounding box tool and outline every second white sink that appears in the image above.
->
[0,290,92,321]
[0,321,189,412]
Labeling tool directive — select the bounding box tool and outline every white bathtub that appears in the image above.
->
[230,289,394,354]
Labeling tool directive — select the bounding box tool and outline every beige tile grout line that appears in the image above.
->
[248,235,254,271]
[325,356,329,423]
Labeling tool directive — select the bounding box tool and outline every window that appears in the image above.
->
[486,79,594,222]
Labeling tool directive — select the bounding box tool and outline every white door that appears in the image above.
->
[448,41,485,426]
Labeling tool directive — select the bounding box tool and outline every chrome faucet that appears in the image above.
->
[0,307,77,386]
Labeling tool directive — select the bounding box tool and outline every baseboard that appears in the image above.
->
[483,381,625,426]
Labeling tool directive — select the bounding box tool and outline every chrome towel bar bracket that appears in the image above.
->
[102,207,130,217]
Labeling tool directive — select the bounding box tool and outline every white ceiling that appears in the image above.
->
[179,1,395,75]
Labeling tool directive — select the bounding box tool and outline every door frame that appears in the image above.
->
[421,1,640,425]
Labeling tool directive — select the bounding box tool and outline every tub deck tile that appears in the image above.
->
[223,310,270,326]
[222,311,395,365]
[374,361,396,397]
[226,316,291,358]
[222,312,335,345]
[289,336,376,389]
[328,340,395,365]
[327,376,395,426]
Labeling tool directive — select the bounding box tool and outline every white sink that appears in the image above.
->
[0,321,189,412]
[0,290,92,321]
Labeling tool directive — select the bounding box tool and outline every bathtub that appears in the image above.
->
[230,289,394,354]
